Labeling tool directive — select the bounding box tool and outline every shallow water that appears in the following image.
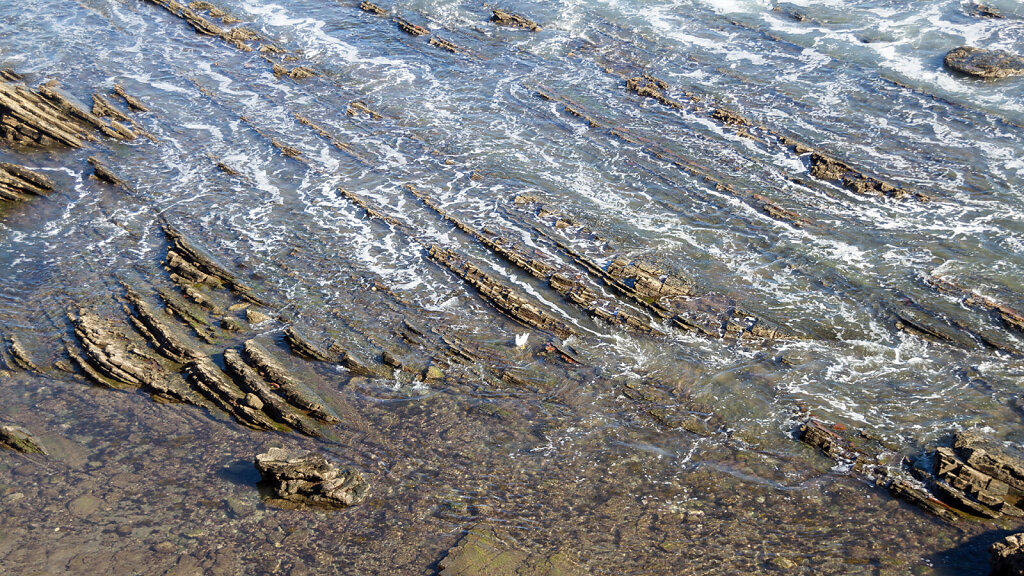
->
[1,0,1023,573]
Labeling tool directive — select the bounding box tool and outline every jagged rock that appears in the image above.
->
[254,447,367,508]
[394,16,429,36]
[625,75,682,109]
[428,244,576,339]
[0,80,113,147]
[945,46,1024,79]
[158,288,217,343]
[91,93,132,123]
[0,424,45,454]
[359,1,386,16]
[223,349,321,436]
[125,286,197,363]
[808,152,906,199]
[272,64,316,80]
[88,156,131,189]
[0,162,54,202]
[163,224,268,305]
[799,419,871,468]
[888,479,960,523]
[346,101,382,120]
[69,309,196,402]
[186,355,277,430]
[243,340,338,423]
[189,0,241,23]
[753,193,807,226]
[283,326,331,361]
[143,0,262,51]
[971,4,1003,18]
[954,433,1024,493]
[992,533,1024,576]
[607,258,694,300]
[6,335,40,372]
[490,9,541,31]
[438,525,580,576]
[429,37,461,54]
[710,107,749,127]
[409,186,652,334]
[113,84,149,112]
[245,308,271,325]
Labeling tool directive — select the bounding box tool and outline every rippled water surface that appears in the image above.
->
[1,0,1023,574]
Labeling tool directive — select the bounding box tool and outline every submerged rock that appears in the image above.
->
[439,525,580,576]
[945,46,1024,79]
[0,424,45,454]
[254,447,368,508]
[992,533,1024,576]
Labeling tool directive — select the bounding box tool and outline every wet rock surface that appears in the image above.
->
[0,162,54,203]
[490,9,541,32]
[254,447,368,508]
[801,420,1024,525]
[945,46,1024,79]
[0,79,132,147]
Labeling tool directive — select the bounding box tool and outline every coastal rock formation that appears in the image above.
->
[428,244,577,339]
[0,163,54,203]
[359,1,386,16]
[0,424,45,454]
[254,447,368,508]
[991,533,1024,576]
[490,9,541,32]
[62,217,340,437]
[408,186,653,334]
[801,421,1024,523]
[945,46,1024,79]
[0,79,132,147]
[394,17,429,37]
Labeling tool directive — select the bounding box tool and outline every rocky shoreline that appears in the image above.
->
[0,0,1023,574]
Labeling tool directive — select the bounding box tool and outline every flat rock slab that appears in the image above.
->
[945,46,1024,79]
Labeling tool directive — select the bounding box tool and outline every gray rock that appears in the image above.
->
[254,447,367,508]
[945,46,1024,79]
